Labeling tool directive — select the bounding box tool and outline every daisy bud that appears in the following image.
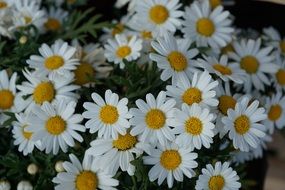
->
[55,161,65,173]
[17,181,33,190]
[0,180,11,190]
[27,163,38,175]
[19,36,28,44]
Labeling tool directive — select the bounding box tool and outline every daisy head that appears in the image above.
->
[44,7,68,32]
[53,154,119,190]
[27,100,85,155]
[130,91,176,146]
[27,40,79,77]
[222,96,267,152]
[195,162,241,190]
[104,34,142,68]
[150,32,199,84]
[143,142,198,188]
[263,27,285,54]
[82,89,132,139]
[182,0,233,48]
[166,71,219,108]
[272,54,285,91]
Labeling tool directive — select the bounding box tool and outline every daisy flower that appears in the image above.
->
[171,103,215,149]
[166,71,219,108]
[27,100,85,155]
[27,40,79,77]
[12,113,42,155]
[44,7,68,32]
[229,38,279,92]
[182,0,234,49]
[221,96,267,152]
[197,55,245,84]
[104,34,142,68]
[130,91,176,146]
[263,27,285,54]
[134,0,183,36]
[86,131,150,176]
[17,69,79,112]
[82,89,132,139]
[143,142,198,188]
[195,162,241,190]
[149,32,199,84]
[263,92,285,134]
[53,154,118,190]
[272,54,285,91]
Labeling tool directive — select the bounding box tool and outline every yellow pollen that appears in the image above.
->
[112,23,124,36]
[221,43,234,54]
[76,171,98,190]
[45,116,66,135]
[44,18,61,31]
[268,104,282,121]
[276,69,285,85]
[145,109,166,129]
[116,46,131,59]
[218,95,236,115]
[185,117,203,135]
[113,132,137,151]
[141,30,153,39]
[149,5,169,24]
[210,0,222,9]
[33,82,55,104]
[74,62,95,85]
[240,56,259,74]
[280,41,285,53]
[0,90,14,110]
[24,16,32,24]
[182,87,202,105]
[213,64,232,75]
[100,105,119,124]
[196,18,215,37]
[208,175,225,190]
[44,55,64,70]
[23,126,33,140]
[0,2,7,9]
[167,51,188,71]
[234,115,250,135]
[160,150,181,170]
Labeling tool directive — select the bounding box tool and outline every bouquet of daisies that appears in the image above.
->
[1,0,285,189]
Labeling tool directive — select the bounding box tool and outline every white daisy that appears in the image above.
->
[149,32,199,84]
[17,69,79,112]
[195,161,241,190]
[27,40,79,77]
[27,100,85,155]
[221,96,267,152]
[44,7,68,32]
[143,142,198,188]
[263,27,285,54]
[182,0,234,49]
[272,54,285,91]
[53,154,118,190]
[197,55,245,84]
[104,34,142,68]
[133,0,183,36]
[229,38,279,92]
[166,71,219,108]
[171,103,215,150]
[82,89,132,139]
[130,91,176,146]
[86,131,150,176]
[263,92,285,134]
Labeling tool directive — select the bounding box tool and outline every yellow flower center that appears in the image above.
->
[276,69,285,85]
[221,43,234,54]
[74,62,95,85]
[100,105,119,124]
[141,30,153,39]
[45,116,66,135]
[145,109,166,130]
[218,95,236,115]
[23,125,33,140]
[33,82,55,104]
[76,171,98,190]
[196,18,215,37]
[234,115,250,135]
[268,104,282,121]
[116,46,131,59]
[182,87,202,105]
[213,64,232,75]
[112,23,124,36]
[210,0,222,9]
[280,41,285,53]
[24,16,32,24]
[167,51,188,71]
[0,2,7,9]
[44,55,65,70]
[185,117,203,135]
[240,56,259,74]
[44,18,61,31]
[149,5,169,24]
[208,175,225,190]
[0,90,14,110]
[160,150,181,170]
[113,132,137,151]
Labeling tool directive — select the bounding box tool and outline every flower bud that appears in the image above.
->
[17,181,32,190]
[0,180,11,190]
[19,36,28,44]
[55,161,65,173]
[27,163,38,175]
